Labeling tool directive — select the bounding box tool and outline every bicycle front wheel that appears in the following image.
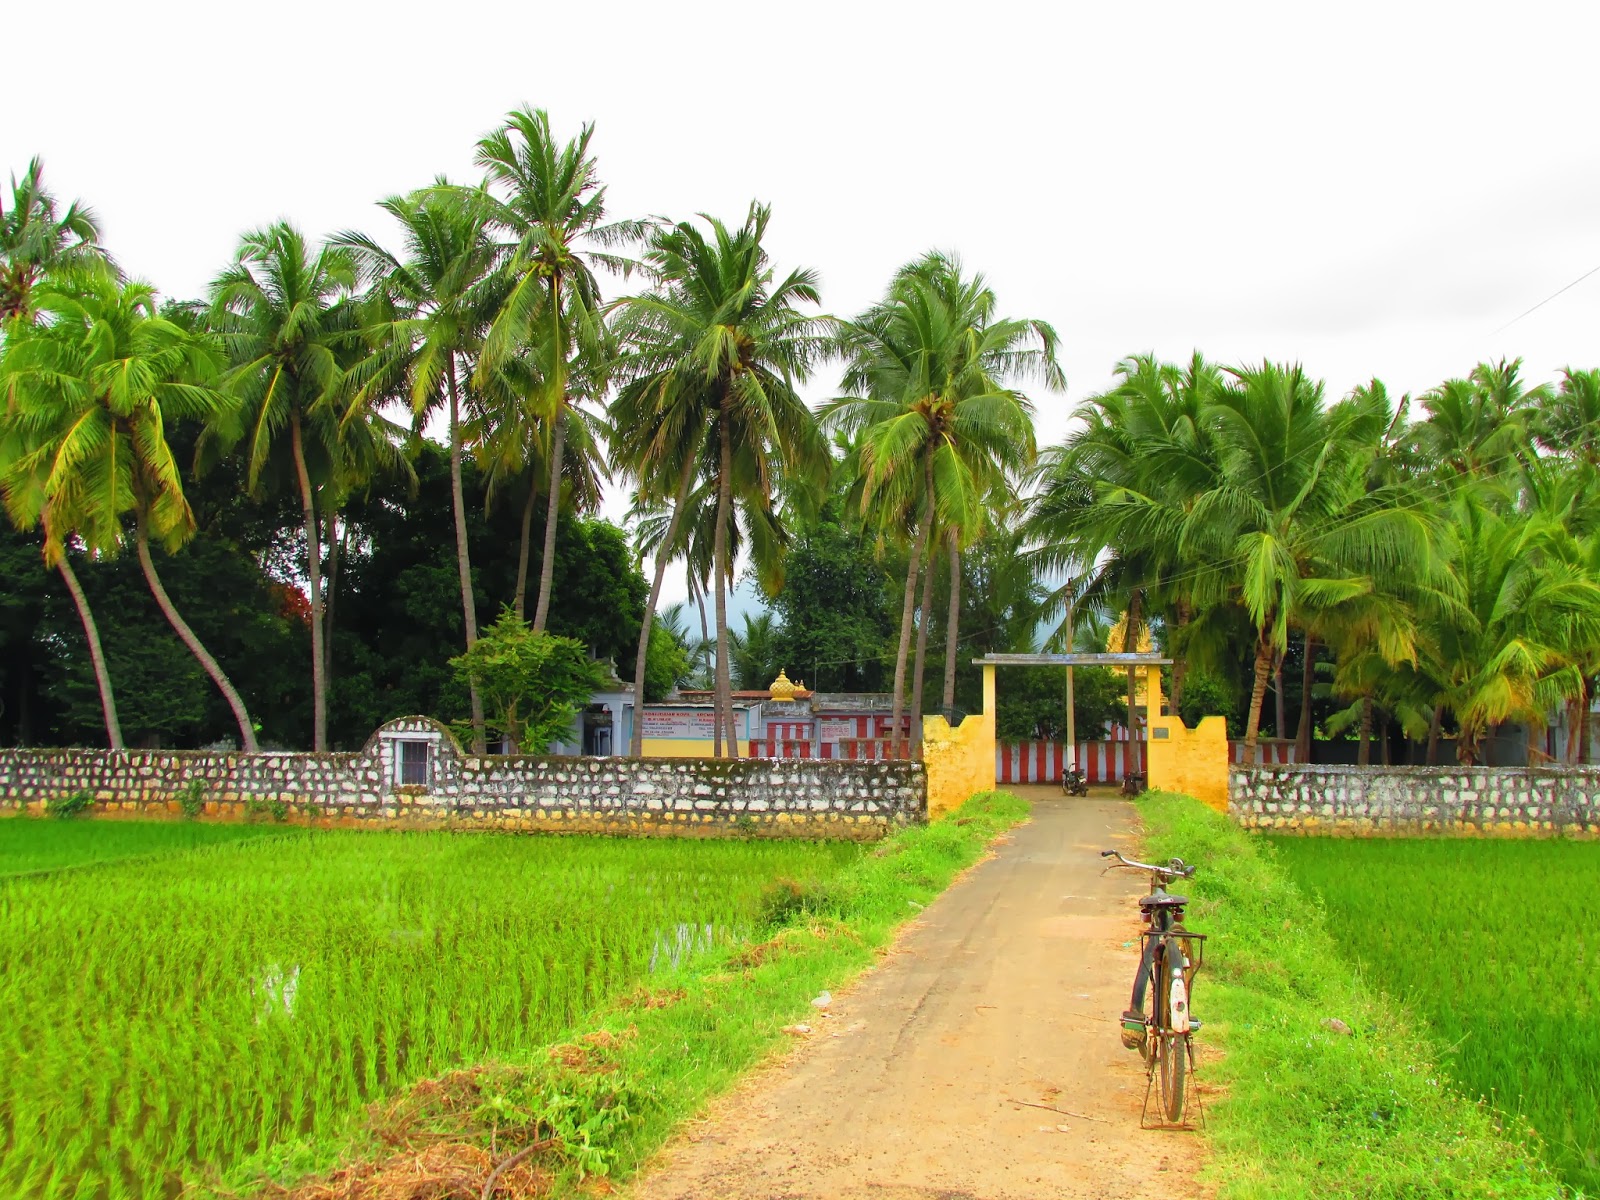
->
[1154,942,1188,1121]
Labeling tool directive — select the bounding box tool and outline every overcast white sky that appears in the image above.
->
[9,0,1600,613]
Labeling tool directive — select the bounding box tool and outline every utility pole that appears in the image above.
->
[1064,592,1076,779]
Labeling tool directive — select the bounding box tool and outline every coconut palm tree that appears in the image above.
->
[473,109,640,635]
[1179,363,1436,756]
[1026,353,1226,733]
[0,266,258,748]
[1,158,110,323]
[1413,358,1547,483]
[339,186,508,752]
[613,204,829,755]
[1535,367,1600,469]
[1426,494,1600,764]
[208,223,361,752]
[828,253,1058,753]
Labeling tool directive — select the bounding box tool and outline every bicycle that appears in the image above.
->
[1061,767,1088,796]
[1100,849,1206,1126]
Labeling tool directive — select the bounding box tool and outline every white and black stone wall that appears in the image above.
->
[1230,763,1600,837]
[0,716,926,840]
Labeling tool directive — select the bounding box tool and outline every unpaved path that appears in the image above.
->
[627,792,1205,1200]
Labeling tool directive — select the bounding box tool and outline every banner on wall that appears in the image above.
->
[640,709,719,738]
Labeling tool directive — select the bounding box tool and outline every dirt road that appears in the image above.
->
[627,791,1205,1200]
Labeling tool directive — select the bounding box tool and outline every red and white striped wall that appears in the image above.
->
[746,738,912,761]
[995,740,1148,784]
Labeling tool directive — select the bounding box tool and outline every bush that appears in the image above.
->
[47,790,94,819]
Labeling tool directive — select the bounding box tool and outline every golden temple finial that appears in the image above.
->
[768,669,798,701]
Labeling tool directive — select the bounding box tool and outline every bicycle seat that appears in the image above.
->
[1138,893,1188,909]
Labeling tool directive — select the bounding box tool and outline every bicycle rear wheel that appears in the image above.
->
[1153,942,1188,1122]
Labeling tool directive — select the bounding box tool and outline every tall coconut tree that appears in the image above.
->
[1180,363,1436,755]
[612,204,829,755]
[338,186,507,752]
[208,224,361,752]
[0,267,258,748]
[473,109,640,635]
[0,161,121,746]
[1026,353,1226,729]
[1,158,110,323]
[827,252,1057,753]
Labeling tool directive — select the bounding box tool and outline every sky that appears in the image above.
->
[8,0,1600,615]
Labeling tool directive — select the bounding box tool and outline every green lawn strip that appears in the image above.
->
[232,790,1030,1198]
[1137,792,1563,1200]
[0,814,289,877]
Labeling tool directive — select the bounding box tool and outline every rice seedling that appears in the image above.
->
[0,823,860,1199]
[1268,836,1600,1193]
[0,815,286,877]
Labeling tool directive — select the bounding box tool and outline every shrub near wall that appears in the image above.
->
[0,716,927,840]
[1231,763,1600,837]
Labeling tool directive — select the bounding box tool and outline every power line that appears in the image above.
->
[1488,263,1600,338]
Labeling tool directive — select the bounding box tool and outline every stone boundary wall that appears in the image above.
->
[0,716,926,840]
[1230,763,1600,837]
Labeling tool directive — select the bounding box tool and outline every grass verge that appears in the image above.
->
[1138,791,1566,1200]
[230,789,1030,1199]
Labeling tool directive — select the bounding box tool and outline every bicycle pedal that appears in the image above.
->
[1120,1017,1148,1051]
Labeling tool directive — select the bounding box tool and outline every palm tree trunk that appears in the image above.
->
[56,557,122,751]
[322,506,340,696]
[1296,634,1316,762]
[910,540,936,755]
[713,412,735,758]
[446,357,486,755]
[289,409,327,753]
[1169,601,1191,712]
[514,475,537,622]
[1581,677,1594,765]
[135,513,258,753]
[1358,695,1373,766]
[531,415,565,634]
[532,271,567,636]
[1526,714,1547,766]
[630,457,698,757]
[1124,590,1143,761]
[1273,658,1287,740]
[891,460,935,759]
[1426,704,1443,765]
[1243,638,1273,759]
[942,528,961,711]
[696,588,711,689]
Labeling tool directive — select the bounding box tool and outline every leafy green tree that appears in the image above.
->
[208,224,361,751]
[642,619,691,702]
[769,504,899,694]
[613,204,829,755]
[1,267,258,749]
[449,607,605,753]
[827,252,1058,751]
[1,158,108,322]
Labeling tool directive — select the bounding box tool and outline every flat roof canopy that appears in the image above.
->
[972,652,1172,667]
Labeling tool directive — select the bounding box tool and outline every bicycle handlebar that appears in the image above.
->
[1099,849,1196,880]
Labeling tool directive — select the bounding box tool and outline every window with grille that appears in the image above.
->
[397,740,431,786]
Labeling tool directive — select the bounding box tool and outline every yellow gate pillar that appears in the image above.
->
[922,663,998,818]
